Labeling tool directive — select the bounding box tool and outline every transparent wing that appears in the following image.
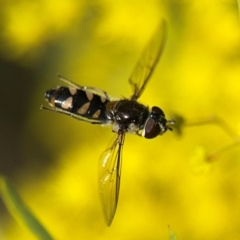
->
[129,19,167,100]
[99,132,125,226]
[57,74,111,100]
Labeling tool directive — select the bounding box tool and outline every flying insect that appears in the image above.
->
[41,20,175,226]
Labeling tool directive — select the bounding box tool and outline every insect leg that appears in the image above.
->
[40,105,103,124]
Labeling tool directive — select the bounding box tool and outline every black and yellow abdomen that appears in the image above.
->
[45,86,110,121]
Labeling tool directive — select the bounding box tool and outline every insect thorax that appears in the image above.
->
[106,100,149,133]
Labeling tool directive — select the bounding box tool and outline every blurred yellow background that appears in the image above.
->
[0,0,240,239]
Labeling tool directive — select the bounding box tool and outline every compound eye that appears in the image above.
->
[142,117,160,139]
[151,106,165,117]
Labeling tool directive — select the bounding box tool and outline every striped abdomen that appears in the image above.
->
[45,86,109,121]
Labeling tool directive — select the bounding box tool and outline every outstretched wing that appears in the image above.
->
[99,132,125,226]
[129,19,167,100]
[57,74,111,100]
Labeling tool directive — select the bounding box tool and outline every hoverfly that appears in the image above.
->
[41,19,175,226]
